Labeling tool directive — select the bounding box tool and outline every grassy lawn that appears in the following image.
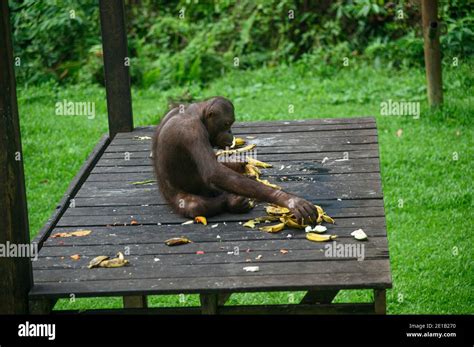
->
[17,61,473,314]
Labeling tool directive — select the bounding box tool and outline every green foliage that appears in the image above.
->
[10,0,474,88]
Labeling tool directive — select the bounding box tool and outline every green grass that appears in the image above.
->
[17,60,473,314]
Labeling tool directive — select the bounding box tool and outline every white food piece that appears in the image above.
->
[243,266,260,272]
[181,220,194,225]
[321,157,329,164]
[351,229,368,240]
[305,225,327,233]
[211,224,218,228]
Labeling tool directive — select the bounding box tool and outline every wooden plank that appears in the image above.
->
[101,149,379,161]
[0,1,32,314]
[34,238,388,270]
[32,258,390,283]
[90,160,381,175]
[105,143,378,154]
[32,135,110,248]
[56,206,385,227]
[72,180,382,202]
[29,271,391,299]
[85,171,381,183]
[99,0,133,137]
[115,122,377,137]
[42,224,388,248]
[110,133,378,147]
[130,117,376,131]
[62,203,384,217]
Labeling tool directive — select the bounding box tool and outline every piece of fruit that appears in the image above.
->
[351,229,368,240]
[266,205,290,215]
[52,229,92,238]
[231,137,246,148]
[194,216,207,225]
[305,225,327,233]
[322,214,335,224]
[165,237,192,246]
[259,222,286,233]
[280,216,306,229]
[245,164,261,178]
[88,255,109,268]
[306,233,337,242]
[243,220,256,228]
[243,266,259,272]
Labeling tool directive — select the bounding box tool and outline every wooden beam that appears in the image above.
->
[123,295,148,308]
[200,294,218,314]
[0,0,33,314]
[99,0,133,138]
[374,289,386,315]
[421,0,443,107]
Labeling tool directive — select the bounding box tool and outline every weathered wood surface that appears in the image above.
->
[30,117,391,300]
[0,0,32,313]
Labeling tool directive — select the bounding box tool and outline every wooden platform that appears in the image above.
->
[29,117,392,314]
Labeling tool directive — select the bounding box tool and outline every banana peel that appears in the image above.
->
[247,157,273,168]
[243,220,256,228]
[266,205,290,215]
[306,233,337,242]
[245,164,261,178]
[231,137,246,148]
[165,237,192,246]
[259,222,285,233]
[88,252,129,268]
[280,216,307,229]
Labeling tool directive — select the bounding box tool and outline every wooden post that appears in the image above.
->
[99,0,133,138]
[421,0,443,107]
[200,294,218,314]
[123,295,148,308]
[374,289,386,315]
[0,1,33,314]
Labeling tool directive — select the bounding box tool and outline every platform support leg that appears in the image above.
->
[0,1,33,314]
[300,290,339,304]
[29,298,56,314]
[200,293,218,314]
[123,295,148,308]
[374,289,386,315]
